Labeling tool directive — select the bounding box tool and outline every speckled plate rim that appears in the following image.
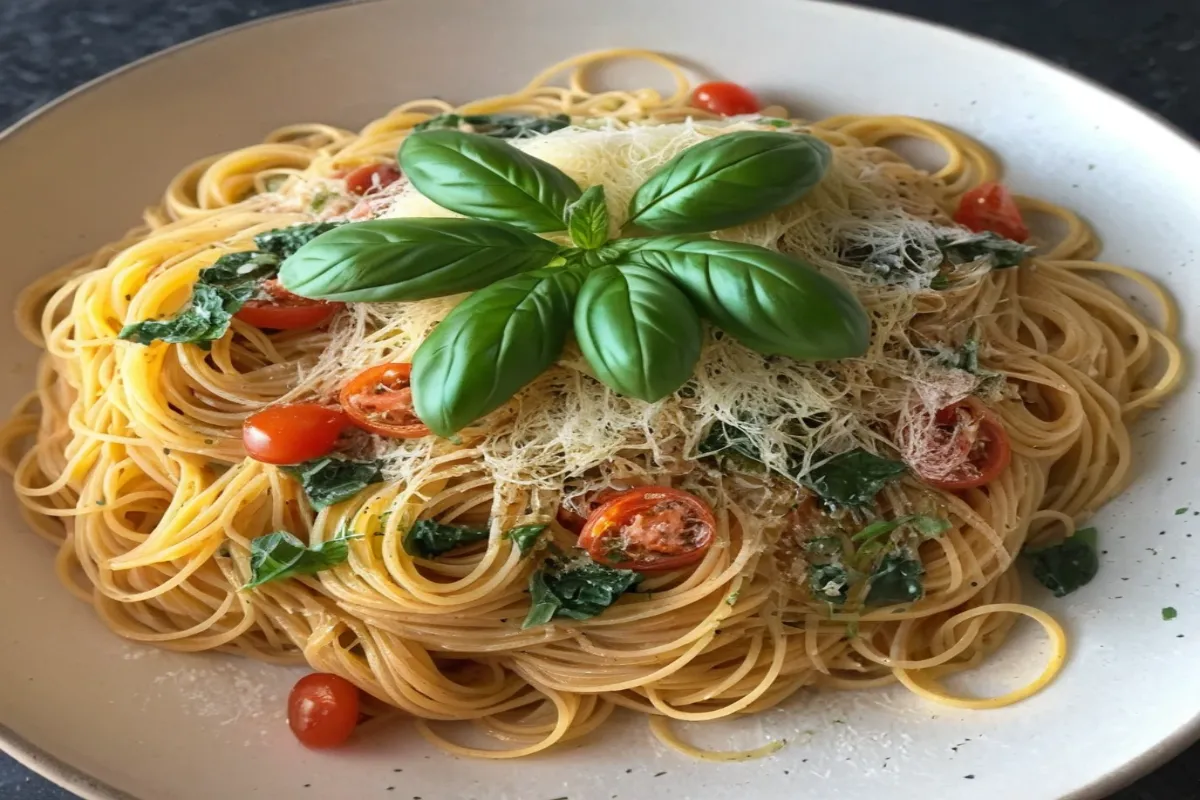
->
[2,2,1199,798]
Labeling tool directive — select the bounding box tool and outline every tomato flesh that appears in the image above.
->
[917,397,1011,490]
[344,163,401,196]
[953,182,1030,243]
[243,403,347,465]
[339,363,431,439]
[288,673,360,749]
[235,280,343,330]
[556,489,620,534]
[691,81,760,116]
[578,486,716,572]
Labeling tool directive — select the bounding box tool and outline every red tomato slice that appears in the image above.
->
[344,163,401,196]
[578,486,716,572]
[909,397,1011,490]
[691,81,760,116]
[243,403,348,465]
[288,673,360,749]
[953,182,1030,242]
[556,489,621,534]
[339,363,431,439]
[234,280,343,330]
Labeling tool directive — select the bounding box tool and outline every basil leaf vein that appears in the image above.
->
[400,130,581,232]
[411,268,584,437]
[573,263,702,402]
[278,218,560,302]
[627,132,831,233]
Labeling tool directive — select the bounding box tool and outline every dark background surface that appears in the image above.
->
[1,0,1198,798]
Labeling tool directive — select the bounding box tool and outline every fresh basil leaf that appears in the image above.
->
[802,449,908,511]
[243,527,357,589]
[864,552,924,606]
[198,251,280,291]
[412,268,584,437]
[624,238,869,360]
[698,420,763,463]
[937,231,1034,269]
[282,457,384,511]
[253,222,343,259]
[626,132,831,233]
[278,218,560,302]
[403,519,489,559]
[850,515,950,544]
[414,113,571,139]
[573,264,702,402]
[566,185,610,250]
[522,557,641,628]
[400,130,582,232]
[1027,527,1099,598]
[504,524,547,555]
[119,282,248,349]
[809,562,850,605]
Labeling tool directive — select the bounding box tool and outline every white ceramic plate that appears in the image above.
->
[2,1,1198,798]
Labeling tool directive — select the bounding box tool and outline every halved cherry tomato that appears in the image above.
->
[344,163,401,196]
[339,363,431,439]
[243,403,348,465]
[953,182,1030,243]
[691,81,760,116]
[578,486,716,572]
[556,489,620,534]
[288,673,360,749]
[234,280,343,330]
[909,397,1011,491]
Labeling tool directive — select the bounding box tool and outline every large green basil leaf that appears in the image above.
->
[573,264,701,402]
[626,132,831,233]
[277,218,560,302]
[399,130,581,232]
[624,239,870,360]
[411,268,584,437]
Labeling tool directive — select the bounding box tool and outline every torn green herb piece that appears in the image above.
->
[864,552,924,606]
[404,518,490,558]
[937,230,1034,269]
[282,457,384,511]
[522,557,640,628]
[244,527,358,589]
[802,449,908,511]
[1027,527,1099,598]
[504,524,547,555]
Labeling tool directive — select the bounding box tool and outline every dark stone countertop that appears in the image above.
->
[1,1,1198,798]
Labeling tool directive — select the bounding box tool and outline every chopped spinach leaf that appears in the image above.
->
[1163,606,1178,621]
[802,449,908,511]
[504,524,547,555]
[522,557,641,628]
[937,231,1034,270]
[414,112,572,139]
[244,527,357,589]
[809,562,850,604]
[118,282,249,349]
[253,222,342,258]
[404,518,489,558]
[198,251,281,292]
[1027,527,1099,597]
[282,457,384,511]
[851,514,950,545]
[864,552,924,606]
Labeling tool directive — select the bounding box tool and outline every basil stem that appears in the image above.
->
[573,264,702,402]
[400,130,582,232]
[411,268,585,437]
[278,218,561,302]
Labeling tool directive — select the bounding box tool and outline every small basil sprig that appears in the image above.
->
[278,218,559,302]
[626,131,831,233]
[243,527,357,589]
[399,130,581,232]
[282,128,866,436]
[573,264,702,402]
[411,268,584,437]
